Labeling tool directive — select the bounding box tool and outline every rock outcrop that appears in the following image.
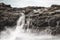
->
[0,3,60,35]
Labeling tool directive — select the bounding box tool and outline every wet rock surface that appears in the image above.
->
[0,3,60,35]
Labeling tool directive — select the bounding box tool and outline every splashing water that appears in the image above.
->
[0,13,60,40]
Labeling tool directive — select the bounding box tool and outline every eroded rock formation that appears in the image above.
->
[0,3,60,35]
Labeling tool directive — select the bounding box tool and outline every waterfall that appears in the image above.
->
[8,13,25,40]
[0,13,60,40]
[0,13,25,40]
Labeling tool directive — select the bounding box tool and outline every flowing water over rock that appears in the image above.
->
[0,13,60,40]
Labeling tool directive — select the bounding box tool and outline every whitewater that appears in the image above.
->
[0,13,60,40]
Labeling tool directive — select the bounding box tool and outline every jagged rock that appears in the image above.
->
[0,3,60,35]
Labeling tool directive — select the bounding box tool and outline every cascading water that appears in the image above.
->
[0,13,60,40]
[0,13,25,40]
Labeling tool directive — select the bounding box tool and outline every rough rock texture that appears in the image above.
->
[0,3,21,31]
[0,3,60,35]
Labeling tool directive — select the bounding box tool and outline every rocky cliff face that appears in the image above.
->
[0,3,60,35]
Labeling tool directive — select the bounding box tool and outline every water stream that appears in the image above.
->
[0,13,60,40]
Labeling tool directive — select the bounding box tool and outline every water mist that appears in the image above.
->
[0,13,60,40]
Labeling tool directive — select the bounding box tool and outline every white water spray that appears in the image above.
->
[0,13,25,40]
[0,13,60,40]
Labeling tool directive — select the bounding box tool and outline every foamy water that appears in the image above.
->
[0,13,60,40]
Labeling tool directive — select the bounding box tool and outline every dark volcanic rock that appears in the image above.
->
[0,3,60,35]
[0,3,21,31]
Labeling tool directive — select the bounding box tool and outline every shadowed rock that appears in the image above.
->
[0,3,60,35]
